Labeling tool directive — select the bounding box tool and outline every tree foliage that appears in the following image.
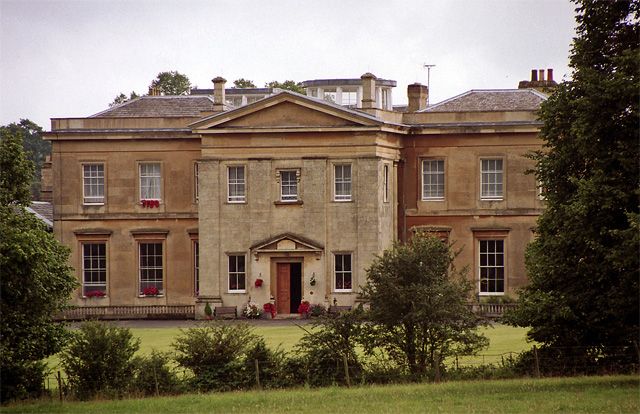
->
[150,71,191,95]
[109,91,140,107]
[361,234,487,378]
[507,0,639,359]
[265,80,305,94]
[0,128,77,402]
[0,120,49,200]
[232,78,257,88]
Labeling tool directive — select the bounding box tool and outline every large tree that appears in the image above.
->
[232,78,257,88]
[361,234,487,378]
[0,120,50,200]
[109,91,140,107]
[150,70,191,95]
[507,0,639,363]
[265,80,305,94]
[0,128,77,402]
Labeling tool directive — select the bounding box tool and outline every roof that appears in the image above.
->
[90,95,216,118]
[421,89,547,113]
[27,201,53,228]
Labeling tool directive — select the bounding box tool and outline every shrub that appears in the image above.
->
[131,350,180,396]
[60,321,140,400]
[172,323,258,391]
[0,360,48,402]
[204,302,212,318]
[310,304,327,318]
[241,339,295,389]
[298,301,311,317]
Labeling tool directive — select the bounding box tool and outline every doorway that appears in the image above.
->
[276,262,302,314]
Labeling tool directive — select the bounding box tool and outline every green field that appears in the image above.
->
[5,375,638,413]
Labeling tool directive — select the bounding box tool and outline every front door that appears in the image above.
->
[276,262,303,314]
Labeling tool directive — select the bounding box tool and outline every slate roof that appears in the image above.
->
[27,201,53,228]
[421,89,547,113]
[90,96,216,118]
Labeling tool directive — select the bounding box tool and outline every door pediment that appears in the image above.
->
[250,232,323,260]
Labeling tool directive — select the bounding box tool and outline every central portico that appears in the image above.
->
[191,80,400,317]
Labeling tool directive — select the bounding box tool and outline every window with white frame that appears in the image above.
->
[82,242,106,296]
[480,159,503,200]
[193,241,199,296]
[383,164,389,202]
[280,170,298,202]
[422,159,444,200]
[228,166,246,203]
[479,239,505,294]
[139,242,163,294]
[228,254,246,292]
[83,164,105,204]
[342,91,357,106]
[334,253,353,291]
[139,163,161,201]
[334,164,352,201]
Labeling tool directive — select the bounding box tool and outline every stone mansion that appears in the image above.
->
[45,69,556,318]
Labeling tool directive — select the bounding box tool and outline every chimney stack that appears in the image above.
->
[519,68,558,92]
[212,76,227,111]
[407,83,429,112]
[40,155,53,202]
[360,72,377,109]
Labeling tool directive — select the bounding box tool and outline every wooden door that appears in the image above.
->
[276,263,291,314]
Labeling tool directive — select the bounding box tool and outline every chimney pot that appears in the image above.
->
[538,69,545,82]
[531,69,538,82]
[547,68,553,82]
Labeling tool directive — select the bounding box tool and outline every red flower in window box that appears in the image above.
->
[85,290,106,298]
[254,278,263,288]
[263,303,276,318]
[140,199,160,208]
[142,286,160,296]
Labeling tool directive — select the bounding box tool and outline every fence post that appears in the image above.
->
[455,355,459,370]
[56,371,63,402]
[533,345,541,378]
[254,359,262,390]
[342,355,351,387]
[434,354,441,383]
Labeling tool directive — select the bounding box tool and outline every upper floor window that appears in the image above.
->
[228,254,246,292]
[342,91,357,106]
[83,164,105,204]
[422,159,444,200]
[334,253,353,292]
[228,166,246,203]
[334,164,352,201]
[480,159,503,200]
[140,163,161,201]
[194,240,199,296]
[82,242,106,296]
[194,162,199,202]
[479,239,505,294]
[280,170,298,202]
[139,242,163,295]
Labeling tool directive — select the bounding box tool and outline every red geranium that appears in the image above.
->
[142,286,160,296]
[85,290,106,298]
[254,278,263,287]
[298,300,311,317]
[263,303,276,318]
[141,199,160,208]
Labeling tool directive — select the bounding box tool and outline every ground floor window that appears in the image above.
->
[228,254,246,292]
[194,241,199,296]
[334,253,352,292]
[139,242,163,295]
[479,239,504,294]
[82,242,106,296]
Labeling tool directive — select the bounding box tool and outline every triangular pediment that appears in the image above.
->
[190,91,382,131]
[250,232,324,253]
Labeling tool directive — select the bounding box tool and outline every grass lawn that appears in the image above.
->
[6,375,638,413]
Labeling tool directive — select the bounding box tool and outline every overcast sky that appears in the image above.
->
[1,0,576,129]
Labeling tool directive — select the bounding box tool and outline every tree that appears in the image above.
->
[507,0,639,366]
[361,234,488,378]
[150,71,191,95]
[232,78,256,88]
[0,128,77,402]
[1,120,50,200]
[109,91,140,107]
[265,80,305,94]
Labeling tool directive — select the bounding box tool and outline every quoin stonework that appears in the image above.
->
[45,69,556,318]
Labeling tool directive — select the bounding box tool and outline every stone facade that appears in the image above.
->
[46,71,548,318]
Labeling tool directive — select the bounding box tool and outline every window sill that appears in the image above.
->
[422,198,445,202]
[227,290,247,294]
[83,203,105,206]
[227,200,246,204]
[274,200,303,206]
[480,198,504,202]
[138,295,165,298]
[82,295,107,299]
[333,199,353,203]
[333,290,353,294]
[478,292,505,296]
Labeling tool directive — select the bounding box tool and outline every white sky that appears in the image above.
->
[0,0,576,129]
